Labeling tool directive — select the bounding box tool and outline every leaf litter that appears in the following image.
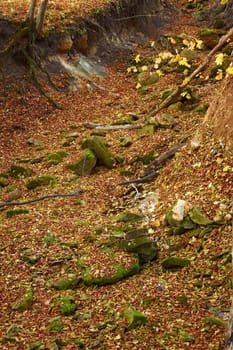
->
[0,0,233,349]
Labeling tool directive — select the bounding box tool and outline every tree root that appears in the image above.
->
[0,20,63,108]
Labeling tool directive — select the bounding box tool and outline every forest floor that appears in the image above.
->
[0,0,233,349]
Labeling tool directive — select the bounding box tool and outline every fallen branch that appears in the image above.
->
[0,191,80,209]
[84,122,144,130]
[120,142,184,185]
[149,25,233,117]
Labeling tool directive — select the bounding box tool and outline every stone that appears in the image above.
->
[9,164,33,178]
[189,206,213,225]
[117,211,144,223]
[26,175,57,190]
[46,150,68,165]
[161,256,191,269]
[60,296,77,316]
[124,308,148,331]
[82,136,115,169]
[50,277,81,290]
[12,288,33,311]
[67,148,96,175]
[137,71,159,87]
[82,259,139,286]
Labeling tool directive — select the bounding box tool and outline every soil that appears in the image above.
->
[0,1,233,350]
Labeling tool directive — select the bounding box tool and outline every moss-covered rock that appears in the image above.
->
[26,175,57,190]
[0,176,9,187]
[120,228,158,264]
[50,277,81,290]
[46,150,68,165]
[117,211,145,223]
[67,148,96,175]
[82,136,115,169]
[164,205,196,234]
[60,296,77,316]
[82,260,139,286]
[6,208,29,219]
[124,308,148,331]
[204,316,226,330]
[161,256,191,269]
[189,206,213,225]
[9,164,33,178]
[137,71,159,87]
[48,317,64,333]
[199,28,226,49]
[12,288,33,311]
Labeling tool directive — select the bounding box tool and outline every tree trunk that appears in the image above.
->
[36,0,49,35]
[28,0,37,23]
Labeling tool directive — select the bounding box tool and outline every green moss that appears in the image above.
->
[161,256,191,269]
[12,288,33,311]
[46,150,68,165]
[117,211,144,223]
[124,308,148,331]
[199,28,225,37]
[82,136,115,169]
[189,207,213,225]
[9,164,33,178]
[67,148,96,175]
[48,317,64,333]
[82,259,139,286]
[26,175,57,190]
[0,177,9,187]
[50,277,81,290]
[6,208,29,219]
[60,296,77,316]
[204,317,226,330]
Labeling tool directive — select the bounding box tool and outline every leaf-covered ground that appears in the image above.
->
[0,0,233,349]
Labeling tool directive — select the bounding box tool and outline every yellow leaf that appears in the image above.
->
[154,57,162,65]
[156,69,163,77]
[141,65,148,71]
[226,65,233,78]
[183,68,189,76]
[182,39,190,47]
[221,0,228,4]
[150,41,156,48]
[215,53,224,66]
[135,54,141,63]
[196,39,204,49]
[158,51,173,60]
[215,69,223,80]
[136,82,142,89]
[178,57,191,68]
[182,77,191,85]
[168,37,176,44]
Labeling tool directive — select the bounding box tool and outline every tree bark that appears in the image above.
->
[36,0,49,35]
[28,0,37,23]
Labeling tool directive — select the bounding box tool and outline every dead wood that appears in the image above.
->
[119,142,184,185]
[149,25,233,117]
[0,191,80,210]
[84,122,144,130]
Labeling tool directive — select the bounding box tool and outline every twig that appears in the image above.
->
[84,122,144,130]
[0,192,80,210]
[149,25,233,117]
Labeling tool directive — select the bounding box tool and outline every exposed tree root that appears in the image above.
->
[0,20,62,108]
